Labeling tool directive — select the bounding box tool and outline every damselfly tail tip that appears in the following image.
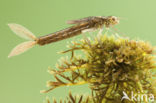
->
[8,23,13,26]
[8,23,18,30]
[8,41,37,58]
[8,23,37,40]
[7,23,38,58]
[7,23,10,26]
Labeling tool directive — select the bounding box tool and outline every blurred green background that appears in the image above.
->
[0,0,156,103]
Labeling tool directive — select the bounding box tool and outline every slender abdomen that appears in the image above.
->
[37,23,91,46]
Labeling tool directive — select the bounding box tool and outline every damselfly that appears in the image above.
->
[8,16,119,57]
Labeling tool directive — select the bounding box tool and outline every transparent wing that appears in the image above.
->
[8,23,37,40]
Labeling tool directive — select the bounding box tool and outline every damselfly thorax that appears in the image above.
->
[8,16,119,57]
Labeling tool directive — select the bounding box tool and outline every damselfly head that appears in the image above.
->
[105,16,119,27]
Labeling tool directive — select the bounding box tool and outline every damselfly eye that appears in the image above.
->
[112,18,116,21]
